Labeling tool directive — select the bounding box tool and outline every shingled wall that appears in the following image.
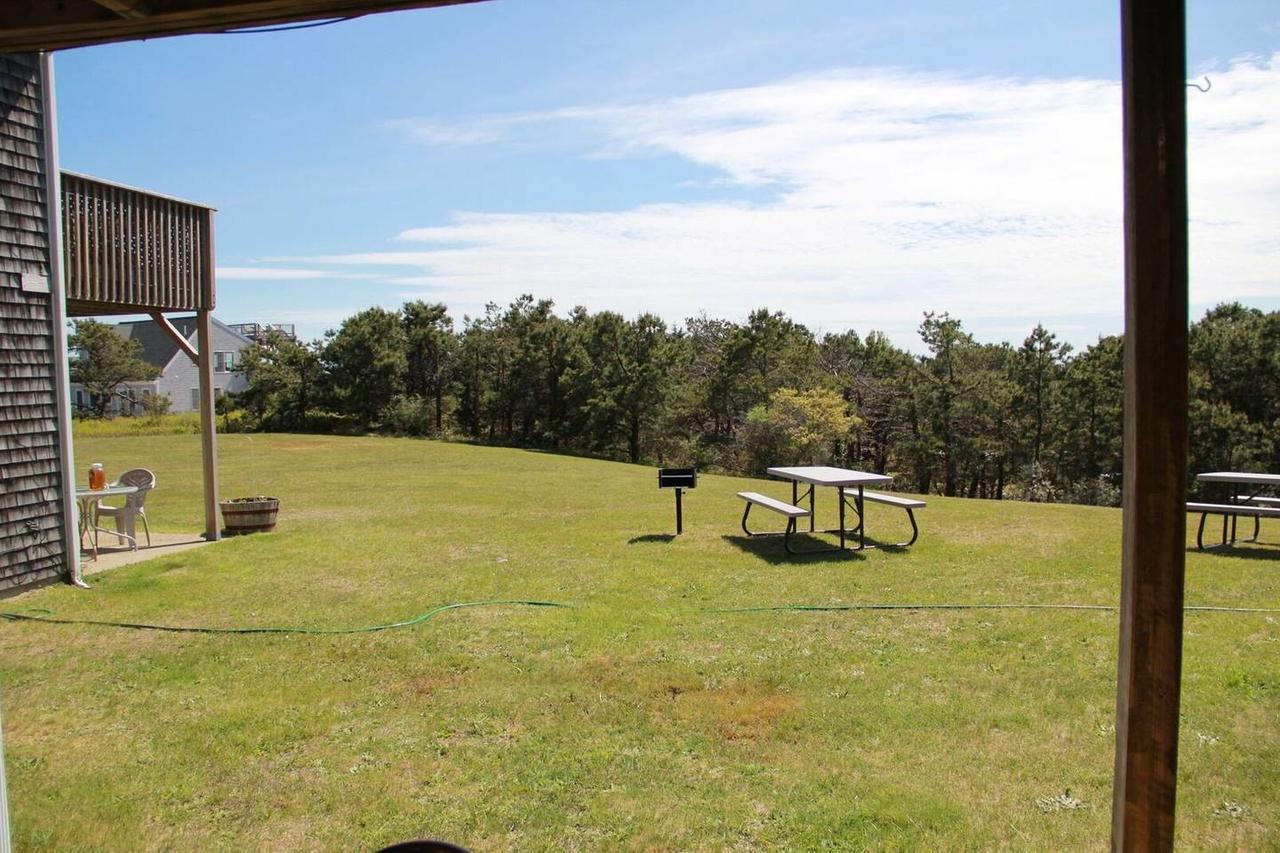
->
[0,54,67,589]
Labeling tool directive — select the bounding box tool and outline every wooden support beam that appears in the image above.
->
[149,311,199,362]
[40,55,85,589]
[196,309,221,541]
[0,0,487,53]
[1113,1,1189,850]
[0,700,12,851]
[195,205,220,541]
[89,0,152,20]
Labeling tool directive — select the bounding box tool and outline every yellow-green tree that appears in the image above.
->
[742,387,862,471]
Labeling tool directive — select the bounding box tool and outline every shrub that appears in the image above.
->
[72,413,202,438]
[140,394,172,418]
[1063,476,1122,507]
[378,394,435,437]
[219,409,258,434]
[301,411,363,435]
[1007,461,1063,503]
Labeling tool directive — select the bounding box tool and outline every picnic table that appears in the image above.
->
[735,466,924,553]
[766,466,889,551]
[1188,471,1280,550]
[75,484,138,560]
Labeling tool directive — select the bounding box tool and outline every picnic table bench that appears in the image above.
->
[860,491,925,545]
[737,491,813,554]
[1187,502,1280,550]
[1189,471,1280,550]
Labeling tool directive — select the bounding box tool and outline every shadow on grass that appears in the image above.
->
[722,534,868,565]
[1188,543,1280,562]
[628,533,677,544]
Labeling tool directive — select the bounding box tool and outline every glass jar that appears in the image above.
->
[89,463,106,490]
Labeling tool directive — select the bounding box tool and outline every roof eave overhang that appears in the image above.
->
[0,0,487,54]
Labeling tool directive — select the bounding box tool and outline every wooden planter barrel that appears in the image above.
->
[220,496,279,536]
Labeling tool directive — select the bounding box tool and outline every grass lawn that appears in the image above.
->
[0,433,1276,850]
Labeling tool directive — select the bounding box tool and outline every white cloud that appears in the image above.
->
[382,118,510,146]
[304,55,1280,347]
[218,267,385,281]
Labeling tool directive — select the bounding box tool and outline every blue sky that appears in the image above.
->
[53,1,1280,350]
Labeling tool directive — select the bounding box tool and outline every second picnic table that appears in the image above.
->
[1189,471,1280,549]
[766,465,893,551]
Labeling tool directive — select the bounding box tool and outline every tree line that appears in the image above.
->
[68,299,1279,506]
[217,298,1278,506]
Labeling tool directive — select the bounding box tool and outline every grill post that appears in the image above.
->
[658,467,697,535]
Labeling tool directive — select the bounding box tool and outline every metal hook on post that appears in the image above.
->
[1186,75,1211,93]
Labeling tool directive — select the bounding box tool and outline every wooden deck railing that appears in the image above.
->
[61,171,215,315]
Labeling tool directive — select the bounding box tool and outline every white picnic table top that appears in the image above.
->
[1196,472,1280,487]
[766,466,893,488]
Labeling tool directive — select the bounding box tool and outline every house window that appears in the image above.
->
[214,351,237,373]
[191,388,200,410]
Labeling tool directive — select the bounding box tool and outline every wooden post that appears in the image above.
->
[196,207,220,541]
[39,52,84,587]
[196,309,220,540]
[0,698,11,853]
[1113,1,1188,849]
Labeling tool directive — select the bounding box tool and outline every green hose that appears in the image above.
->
[2,599,1274,638]
[0,600,568,636]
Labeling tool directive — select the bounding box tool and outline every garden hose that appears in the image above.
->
[0,600,569,636]
[0,599,1274,638]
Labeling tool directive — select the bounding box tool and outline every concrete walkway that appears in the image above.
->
[81,531,216,575]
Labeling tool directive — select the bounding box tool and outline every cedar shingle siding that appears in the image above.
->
[0,54,66,588]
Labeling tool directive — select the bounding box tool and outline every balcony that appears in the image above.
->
[61,170,214,318]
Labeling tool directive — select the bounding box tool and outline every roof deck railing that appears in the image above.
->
[228,322,295,341]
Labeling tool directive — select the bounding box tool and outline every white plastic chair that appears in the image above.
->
[96,468,155,549]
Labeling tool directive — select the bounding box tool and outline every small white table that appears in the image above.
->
[1194,472,1280,547]
[75,484,138,560]
[766,466,893,550]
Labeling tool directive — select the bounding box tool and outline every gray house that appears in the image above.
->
[72,316,252,414]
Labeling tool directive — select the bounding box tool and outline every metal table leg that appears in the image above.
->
[838,486,845,550]
[857,484,866,550]
[78,496,98,561]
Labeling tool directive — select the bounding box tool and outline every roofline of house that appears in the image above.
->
[156,315,254,373]
[106,314,254,373]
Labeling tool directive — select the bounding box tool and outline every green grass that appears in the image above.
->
[1,433,1277,850]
